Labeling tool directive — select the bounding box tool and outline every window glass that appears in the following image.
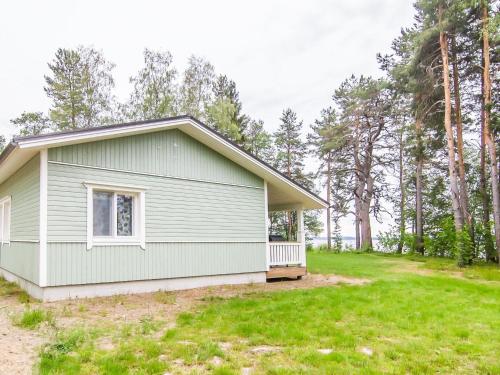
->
[117,194,133,236]
[93,191,113,236]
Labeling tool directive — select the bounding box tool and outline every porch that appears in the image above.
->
[265,202,307,280]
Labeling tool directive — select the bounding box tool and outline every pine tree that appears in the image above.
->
[212,75,249,142]
[44,46,115,130]
[244,119,274,163]
[333,76,392,250]
[308,107,349,250]
[274,109,307,182]
[273,109,315,241]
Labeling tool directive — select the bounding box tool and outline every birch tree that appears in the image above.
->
[125,49,177,120]
[178,55,215,121]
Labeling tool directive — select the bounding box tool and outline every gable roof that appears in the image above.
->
[0,115,328,209]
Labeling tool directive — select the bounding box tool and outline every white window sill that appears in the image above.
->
[89,237,145,249]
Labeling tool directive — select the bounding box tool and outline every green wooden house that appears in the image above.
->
[0,116,327,301]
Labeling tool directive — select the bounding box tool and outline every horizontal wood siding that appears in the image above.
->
[48,163,265,242]
[0,155,39,240]
[48,129,263,188]
[0,155,40,283]
[0,242,39,283]
[46,129,266,286]
[47,242,265,286]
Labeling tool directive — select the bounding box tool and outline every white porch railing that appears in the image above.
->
[268,242,304,266]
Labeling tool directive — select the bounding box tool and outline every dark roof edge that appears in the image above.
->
[3,115,328,207]
[0,142,18,165]
[12,115,192,142]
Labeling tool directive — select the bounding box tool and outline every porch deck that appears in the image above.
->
[266,241,306,280]
[266,266,306,280]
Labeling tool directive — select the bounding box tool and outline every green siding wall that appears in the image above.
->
[48,163,265,242]
[47,129,266,286]
[0,155,40,284]
[1,242,39,283]
[48,129,263,188]
[47,242,265,286]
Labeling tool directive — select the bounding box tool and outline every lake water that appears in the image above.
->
[311,237,381,250]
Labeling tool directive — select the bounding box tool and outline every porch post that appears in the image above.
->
[264,181,270,271]
[297,206,306,267]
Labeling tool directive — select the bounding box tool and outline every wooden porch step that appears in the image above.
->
[266,266,306,280]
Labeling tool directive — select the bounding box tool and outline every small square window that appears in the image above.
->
[85,183,146,249]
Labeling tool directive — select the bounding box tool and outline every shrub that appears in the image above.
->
[425,217,457,258]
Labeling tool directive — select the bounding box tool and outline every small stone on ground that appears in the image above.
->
[250,345,281,354]
[317,348,333,354]
[219,341,232,351]
[360,347,373,356]
[211,356,223,366]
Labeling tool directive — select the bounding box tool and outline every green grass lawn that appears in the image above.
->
[36,252,500,374]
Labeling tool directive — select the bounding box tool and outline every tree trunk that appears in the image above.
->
[360,176,374,249]
[451,34,473,239]
[286,151,293,241]
[354,180,362,250]
[480,40,495,261]
[439,7,464,233]
[353,115,362,250]
[415,117,425,254]
[355,207,361,250]
[481,1,500,262]
[397,125,405,254]
[326,157,332,250]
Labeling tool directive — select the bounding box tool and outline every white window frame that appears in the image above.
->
[84,182,146,250]
[0,196,11,245]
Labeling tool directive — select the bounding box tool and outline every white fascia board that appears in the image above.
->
[16,119,187,149]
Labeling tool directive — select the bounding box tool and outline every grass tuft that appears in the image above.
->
[153,290,176,304]
[0,276,35,303]
[14,308,54,330]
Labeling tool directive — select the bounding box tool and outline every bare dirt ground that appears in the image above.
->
[0,273,368,374]
[0,298,45,375]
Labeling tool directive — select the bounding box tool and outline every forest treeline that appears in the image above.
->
[1,0,498,265]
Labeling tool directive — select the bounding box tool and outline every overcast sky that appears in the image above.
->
[0,0,416,238]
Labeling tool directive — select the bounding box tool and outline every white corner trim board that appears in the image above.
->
[0,266,266,301]
[264,181,270,271]
[39,149,48,287]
